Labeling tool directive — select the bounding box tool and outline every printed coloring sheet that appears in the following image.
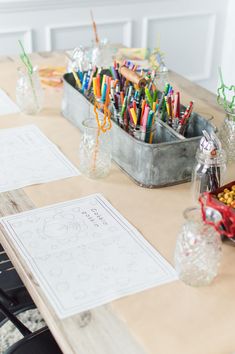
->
[0,124,80,192]
[1,194,177,318]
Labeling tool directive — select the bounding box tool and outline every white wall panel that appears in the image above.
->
[222,0,235,86]
[47,20,132,51]
[0,28,32,55]
[142,13,216,82]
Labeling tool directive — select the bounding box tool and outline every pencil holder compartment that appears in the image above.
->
[62,73,216,188]
[111,119,180,187]
[183,111,217,139]
[157,106,216,140]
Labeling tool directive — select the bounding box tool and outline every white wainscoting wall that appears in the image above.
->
[0,0,233,93]
[221,0,235,87]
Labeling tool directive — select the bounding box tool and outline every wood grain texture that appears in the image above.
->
[0,52,234,354]
[0,190,146,354]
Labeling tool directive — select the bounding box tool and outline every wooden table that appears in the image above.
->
[0,52,234,354]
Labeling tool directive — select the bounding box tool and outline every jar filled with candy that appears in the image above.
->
[191,130,227,202]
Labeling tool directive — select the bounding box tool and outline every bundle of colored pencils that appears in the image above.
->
[71,60,194,142]
[157,83,194,135]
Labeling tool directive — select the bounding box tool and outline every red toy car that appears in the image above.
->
[199,180,235,240]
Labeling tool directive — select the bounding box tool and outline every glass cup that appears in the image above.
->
[153,69,169,92]
[16,66,44,115]
[79,118,112,179]
[174,207,222,287]
[191,148,227,204]
[128,123,142,140]
[219,110,235,162]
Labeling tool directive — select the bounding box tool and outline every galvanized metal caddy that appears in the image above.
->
[61,73,216,188]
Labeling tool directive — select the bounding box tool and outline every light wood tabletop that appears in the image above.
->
[0,52,234,354]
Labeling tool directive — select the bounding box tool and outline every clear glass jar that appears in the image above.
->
[79,118,111,179]
[67,46,91,73]
[91,39,113,68]
[153,69,169,92]
[112,110,121,126]
[219,111,235,162]
[174,207,222,287]
[128,123,141,140]
[16,66,44,115]
[191,149,227,203]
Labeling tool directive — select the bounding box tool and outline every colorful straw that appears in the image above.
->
[92,100,112,172]
[18,40,39,110]
[90,10,99,45]
[217,67,235,115]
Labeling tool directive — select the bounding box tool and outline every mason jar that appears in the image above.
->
[16,66,44,115]
[174,207,222,287]
[219,110,235,162]
[191,148,227,203]
[79,118,112,179]
[128,123,142,140]
[153,68,169,92]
